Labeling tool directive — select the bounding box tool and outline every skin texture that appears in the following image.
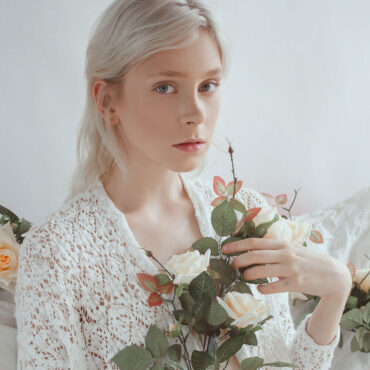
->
[222,238,353,345]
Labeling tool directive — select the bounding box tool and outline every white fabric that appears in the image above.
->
[0,288,17,369]
[14,173,340,369]
[290,186,370,370]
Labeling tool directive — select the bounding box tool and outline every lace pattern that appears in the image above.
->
[14,173,339,369]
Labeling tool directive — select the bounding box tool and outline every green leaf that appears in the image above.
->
[211,199,237,236]
[206,301,229,326]
[189,271,217,300]
[111,345,153,370]
[363,331,370,352]
[173,309,192,325]
[262,361,299,368]
[243,332,257,346]
[229,281,253,295]
[15,218,32,237]
[145,325,170,359]
[351,332,361,352]
[166,344,182,363]
[207,335,218,358]
[240,356,264,370]
[191,350,215,370]
[179,292,195,313]
[150,364,164,370]
[229,197,246,214]
[192,295,212,321]
[252,214,279,238]
[363,301,370,325]
[354,326,367,351]
[209,258,236,286]
[0,204,19,222]
[155,274,171,286]
[340,308,364,330]
[193,319,217,334]
[345,295,358,310]
[192,237,219,256]
[216,334,244,363]
[175,283,188,297]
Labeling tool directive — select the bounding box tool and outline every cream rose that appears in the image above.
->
[164,248,211,285]
[0,221,20,294]
[216,291,269,329]
[253,206,312,246]
[354,268,370,293]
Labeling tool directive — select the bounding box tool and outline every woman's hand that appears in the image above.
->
[222,238,352,300]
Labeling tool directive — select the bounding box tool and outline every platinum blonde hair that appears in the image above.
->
[64,0,231,202]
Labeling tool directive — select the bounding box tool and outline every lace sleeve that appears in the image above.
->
[237,184,340,369]
[14,222,89,370]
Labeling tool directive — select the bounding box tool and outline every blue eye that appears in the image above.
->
[200,82,218,92]
[155,84,175,94]
[154,81,219,94]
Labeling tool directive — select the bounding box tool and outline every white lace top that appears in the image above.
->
[14,173,340,369]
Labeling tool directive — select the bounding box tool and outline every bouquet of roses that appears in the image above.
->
[111,142,323,370]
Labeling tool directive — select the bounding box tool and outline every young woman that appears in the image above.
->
[14,1,352,369]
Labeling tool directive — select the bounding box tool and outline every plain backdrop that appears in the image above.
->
[1,0,369,225]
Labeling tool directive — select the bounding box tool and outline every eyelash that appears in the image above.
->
[154,81,220,94]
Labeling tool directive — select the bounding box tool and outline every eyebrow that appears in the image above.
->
[148,67,223,78]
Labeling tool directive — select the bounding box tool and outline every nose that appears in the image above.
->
[179,92,206,125]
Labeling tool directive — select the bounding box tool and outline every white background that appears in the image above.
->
[1,0,369,224]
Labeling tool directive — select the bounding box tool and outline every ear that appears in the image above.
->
[92,80,120,125]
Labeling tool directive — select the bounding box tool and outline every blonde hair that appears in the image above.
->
[64,0,231,202]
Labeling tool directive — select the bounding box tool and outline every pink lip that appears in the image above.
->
[173,143,205,152]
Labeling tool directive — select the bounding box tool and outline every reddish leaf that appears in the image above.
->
[260,192,275,206]
[243,207,262,223]
[226,180,243,197]
[211,196,227,207]
[275,194,288,206]
[309,230,323,244]
[347,262,356,279]
[148,292,163,307]
[137,273,159,292]
[213,176,227,196]
[158,281,174,294]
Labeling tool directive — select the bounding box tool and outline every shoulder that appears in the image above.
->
[20,183,100,261]
[191,175,269,209]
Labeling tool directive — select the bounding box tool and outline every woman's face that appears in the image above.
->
[111,28,223,173]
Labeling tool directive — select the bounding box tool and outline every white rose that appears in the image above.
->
[0,222,20,294]
[253,206,312,246]
[354,268,370,293]
[216,291,269,329]
[164,248,211,285]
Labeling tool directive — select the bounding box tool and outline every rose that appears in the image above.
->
[216,291,269,329]
[0,221,20,294]
[253,206,312,246]
[164,248,211,285]
[354,268,370,293]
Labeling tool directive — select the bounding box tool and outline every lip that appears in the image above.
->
[174,138,206,145]
[173,142,205,152]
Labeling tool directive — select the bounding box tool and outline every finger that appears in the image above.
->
[242,263,288,281]
[222,237,283,255]
[231,250,283,269]
[257,277,296,295]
